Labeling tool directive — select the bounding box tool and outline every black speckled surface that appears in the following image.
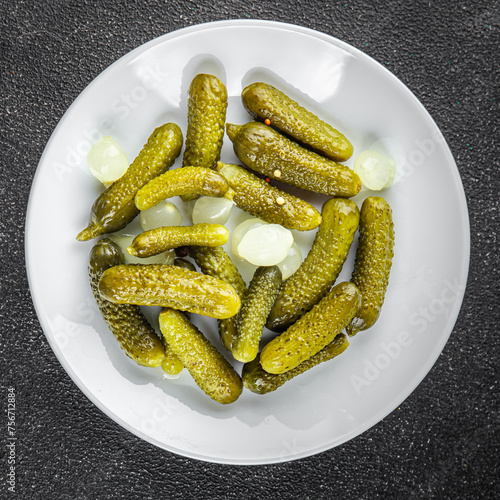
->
[1,0,499,498]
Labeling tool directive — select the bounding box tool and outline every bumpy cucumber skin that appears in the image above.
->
[226,122,361,197]
[215,162,322,231]
[242,82,353,162]
[135,167,231,211]
[98,264,241,319]
[89,238,167,367]
[243,334,349,394]
[127,224,229,258]
[161,354,184,376]
[347,196,395,336]
[188,246,247,351]
[260,282,361,374]
[173,257,197,272]
[233,266,282,363]
[159,308,242,404]
[77,123,183,241]
[267,198,360,332]
[182,74,228,202]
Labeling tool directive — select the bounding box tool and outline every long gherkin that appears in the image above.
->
[181,73,228,202]
[347,196,395,336]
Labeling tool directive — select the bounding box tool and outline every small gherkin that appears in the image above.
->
[232,266,282,363]
[347,196,395,336]
[159,308,242,404]
[243,334,349,395]
[242,82,353,162]
[127,223,229,258]
[135,166,232,211]
[267,198,360,332]
[215,162,322,231]
[98,264,241,320]
[226,121,362,197]
[260,282,361,375]
[181,73,228,201]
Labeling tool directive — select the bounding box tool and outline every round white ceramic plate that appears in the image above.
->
[25,20,470,464]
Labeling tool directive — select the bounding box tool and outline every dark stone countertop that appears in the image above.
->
[1,1,498,498]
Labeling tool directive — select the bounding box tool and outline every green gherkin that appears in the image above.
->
[242,82,353,162]
[181,73,228,202]
[135,167,232,211]
[267,198,360,332]
[215,162,322,231]
[188,246,247,351]
[260,282,361,375]
[233,266,282,363]
[127,224,229,258]
[347,196,395,336]
[242,334,349,394]
[98,264,241,319]
[226,122,362,197]
[88,238,170,368]
[159,308,242,404]
[77,123,183,241]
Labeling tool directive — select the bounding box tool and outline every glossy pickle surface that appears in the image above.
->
[243,334,349,394]
[242,82,353,162]
[98,264,241,319]
[135,166,231,211]
[181,73,228,201]
[347,196,395,336]
[260,282,361,374]
[215,162,322,231]
[226,122,361,197]
[127,224,229,258]
[159,308,242,404]
[232,266,282,363]
[267,198,360,332]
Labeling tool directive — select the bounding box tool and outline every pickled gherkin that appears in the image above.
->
[127,224,229,258]
[260,282,361,374]
[159,308,242,404]
[77,123,183,241]
[267,198,360,332]
[135,166,232,211]
[88,238,168,367]
[98,264,241,319]
[226,122,361,197]
[215,162,322,231]
[347,196,394,336]
[242,82,353,162]
[181,74,228,202]
[233,266,282,363]
[161,354,184,376]
[189,246,247,351]
[243,334,349,394]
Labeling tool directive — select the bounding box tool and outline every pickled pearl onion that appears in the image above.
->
[237,224,294,266]
[87,136,129,184]
[140,201,182,231]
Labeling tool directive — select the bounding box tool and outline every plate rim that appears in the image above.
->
[25,19,471,465]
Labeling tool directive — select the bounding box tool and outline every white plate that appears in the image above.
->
[25,20,470,464]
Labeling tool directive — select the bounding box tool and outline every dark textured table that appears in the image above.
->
[1,1,499,498]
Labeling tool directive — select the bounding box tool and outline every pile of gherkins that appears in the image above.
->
[77,75,395,404]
